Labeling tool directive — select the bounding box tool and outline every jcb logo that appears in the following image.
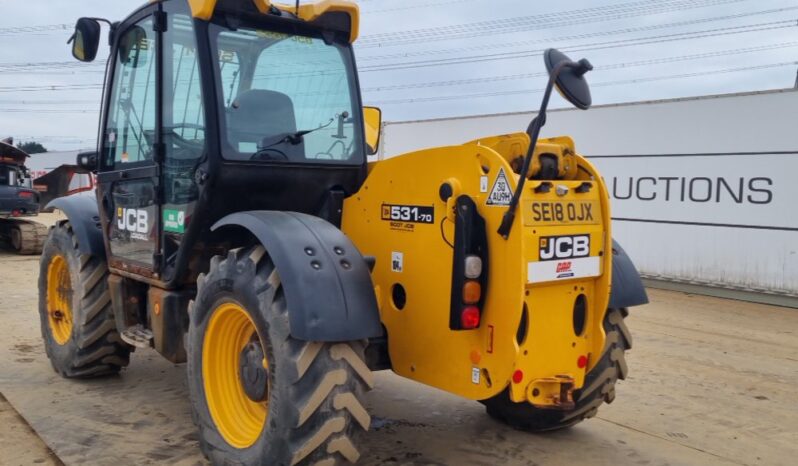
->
[117,208,149,233]
[540,235,590,261]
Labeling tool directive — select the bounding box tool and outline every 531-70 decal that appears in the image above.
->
[381,204,434,224]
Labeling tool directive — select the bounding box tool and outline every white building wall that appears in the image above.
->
[381,89,798,296]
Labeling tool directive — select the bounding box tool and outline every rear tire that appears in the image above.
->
[187,246,373,465]
[38,222,130,377]
[483,308,631,431]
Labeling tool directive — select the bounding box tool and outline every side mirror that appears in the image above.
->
[76,151,99,173]
[544,48,593,110]
[363,107,382,156]
[69,18,102,62]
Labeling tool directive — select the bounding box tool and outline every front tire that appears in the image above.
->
[483,308,631,431]
[187,247,373,465]
[37,222,130,377]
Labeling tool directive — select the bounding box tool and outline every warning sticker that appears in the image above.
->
[391,252,403,273]
[486,168,512,206]
[163,209,186,234]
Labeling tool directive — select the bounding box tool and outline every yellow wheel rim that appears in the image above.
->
[203,302,269,449]
[46,255,73,345]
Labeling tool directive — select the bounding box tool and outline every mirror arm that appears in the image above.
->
[83,18,116,46]
[86,17,113,26]
[497,61,569,239]
[108,21,120,46]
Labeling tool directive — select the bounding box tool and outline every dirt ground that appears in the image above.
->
[0,393,62,466]
[0,216,796,465]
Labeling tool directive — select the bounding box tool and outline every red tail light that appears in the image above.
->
[17,191,35,199]
[460,306,481,329]
[577,355,588,369]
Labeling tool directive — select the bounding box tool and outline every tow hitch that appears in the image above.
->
[527,375,576,410]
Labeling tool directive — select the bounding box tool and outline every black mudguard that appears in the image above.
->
[47,192,105,257]
[212,211,383,342]
[609,239,648,308]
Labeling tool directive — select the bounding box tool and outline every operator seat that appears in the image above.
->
[227,89,304,160]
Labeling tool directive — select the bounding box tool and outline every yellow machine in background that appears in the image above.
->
[40,0,647,464]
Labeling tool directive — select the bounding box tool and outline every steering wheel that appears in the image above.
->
[251,147,289,161]
[170,123,205,141]
[161,124,205,155]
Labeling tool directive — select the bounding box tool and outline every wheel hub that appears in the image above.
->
[239,340,269,402]
[46,254,73,345]
[202,302,269,449]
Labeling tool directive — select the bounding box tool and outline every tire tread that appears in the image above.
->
[189,247,371,465]
[484,308,631,431]
[39,222,130,378]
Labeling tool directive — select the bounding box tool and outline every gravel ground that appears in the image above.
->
[0,216,795,465]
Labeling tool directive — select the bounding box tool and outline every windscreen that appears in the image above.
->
[210,21,364,165]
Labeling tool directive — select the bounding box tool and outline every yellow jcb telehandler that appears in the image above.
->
[39,1,647,464]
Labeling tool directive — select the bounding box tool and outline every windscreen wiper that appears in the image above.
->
[258,118,335,150]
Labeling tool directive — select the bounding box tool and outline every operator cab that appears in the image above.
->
[69,0,377,286]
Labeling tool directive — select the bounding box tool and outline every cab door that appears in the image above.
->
[97,9,163,277]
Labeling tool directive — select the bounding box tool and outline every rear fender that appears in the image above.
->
[609,240,648,308]
[47,192,105,257]
[212,211,383,342]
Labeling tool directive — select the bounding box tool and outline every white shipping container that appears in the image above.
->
[381,89,798,296]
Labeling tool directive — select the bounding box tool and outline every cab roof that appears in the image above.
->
[157,0,360,42]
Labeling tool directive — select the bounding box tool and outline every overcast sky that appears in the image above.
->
[0,0,796,151]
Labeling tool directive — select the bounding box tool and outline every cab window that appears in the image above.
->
[211,24,364,165]
[103,19,157,168]
[163,14,205,205]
